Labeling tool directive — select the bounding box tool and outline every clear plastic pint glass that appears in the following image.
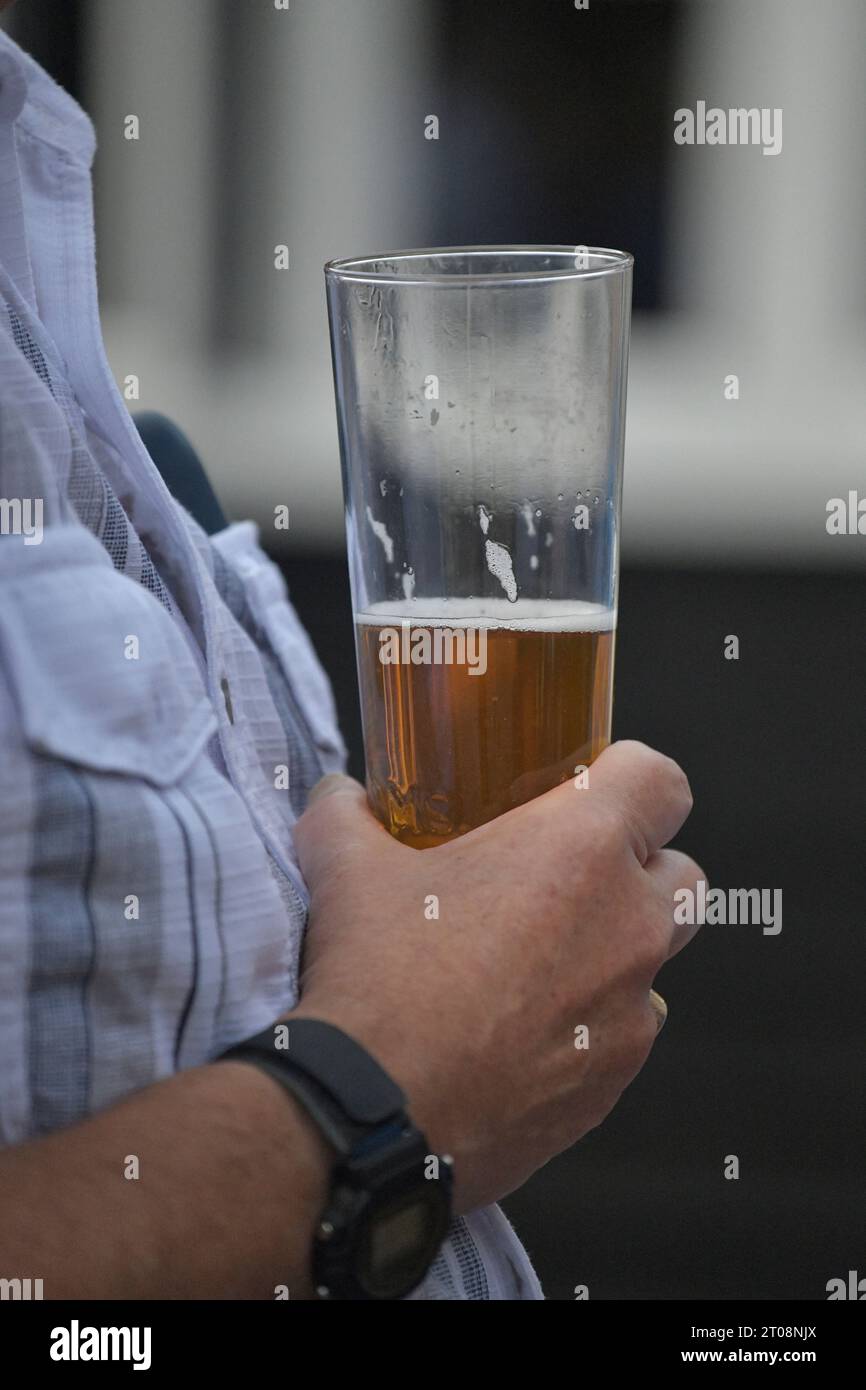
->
[325,246,633,848]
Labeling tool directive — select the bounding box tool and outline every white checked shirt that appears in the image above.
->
[0,32,543,1300]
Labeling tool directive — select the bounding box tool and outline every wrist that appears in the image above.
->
[227,1014,454,1298]
[219,1056,332,1179]
[215,1059,332,1297]
[284,1001,456,1187]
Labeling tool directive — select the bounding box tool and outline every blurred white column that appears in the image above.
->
[214,0,436,537]
[668,0,866,346]
[86,0,220,347]
[266,0,434,357]
[622,0,866,566]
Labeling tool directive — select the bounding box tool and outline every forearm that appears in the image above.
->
[0,1058,330,1299]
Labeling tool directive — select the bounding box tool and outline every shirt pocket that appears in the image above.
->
[0,527,295,1135]
[0,527,216,785]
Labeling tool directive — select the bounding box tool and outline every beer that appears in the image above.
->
[356,599,615,849]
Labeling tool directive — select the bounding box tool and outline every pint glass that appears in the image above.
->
[325,247,632,849]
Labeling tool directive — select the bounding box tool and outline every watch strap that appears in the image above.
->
[219,1017,407,1158]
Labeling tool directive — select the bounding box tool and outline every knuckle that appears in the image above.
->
[629,915,669,977]
[623,741,692,807]
[657,753,693,811]
[586,795,630,850]
[613,738,653,761]
[665,847,703,889]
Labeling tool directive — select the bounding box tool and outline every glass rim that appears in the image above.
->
[324,244,633,288]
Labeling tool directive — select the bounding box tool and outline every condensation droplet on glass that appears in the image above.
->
[485,537,518,602]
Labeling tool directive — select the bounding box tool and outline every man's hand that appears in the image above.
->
[291,740,703,1213]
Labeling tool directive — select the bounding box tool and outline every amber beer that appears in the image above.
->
[356,599,615,849]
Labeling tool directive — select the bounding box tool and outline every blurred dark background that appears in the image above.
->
[6,0,864,1299]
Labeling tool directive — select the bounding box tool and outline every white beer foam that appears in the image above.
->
[356,598,616,632]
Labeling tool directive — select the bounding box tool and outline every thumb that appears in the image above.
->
[293,774,393,889]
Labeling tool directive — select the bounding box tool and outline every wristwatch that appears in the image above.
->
[218,1017,453,1300]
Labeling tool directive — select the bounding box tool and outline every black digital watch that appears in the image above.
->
[218,1017,453,1300]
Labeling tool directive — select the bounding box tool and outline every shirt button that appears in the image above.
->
[220,676,235,725]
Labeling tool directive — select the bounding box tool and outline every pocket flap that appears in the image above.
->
[0,527,216,786]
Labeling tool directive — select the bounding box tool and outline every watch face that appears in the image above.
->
[357,1191,448,1298]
